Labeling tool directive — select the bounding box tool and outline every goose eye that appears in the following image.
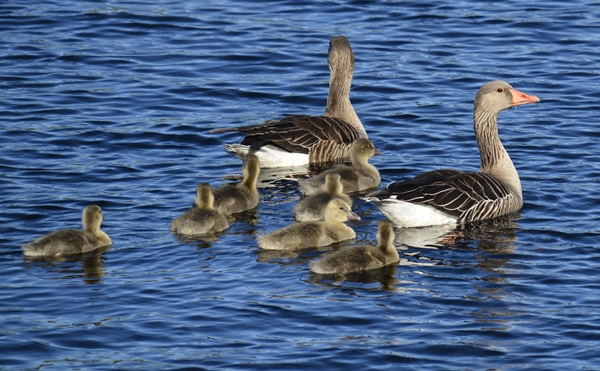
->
[496,87,504,93]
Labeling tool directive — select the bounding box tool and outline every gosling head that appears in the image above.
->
[350,138,377,162]
[82,205,104,232]
[324,198,360,223]
[242,153,260,184]
[324,173,344,195]
[195,183,214,209]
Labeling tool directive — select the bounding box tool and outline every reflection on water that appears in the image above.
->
[308,264,401,291]
[393,212,521,252]
[3,0,600,369]
[23,245,110,285]
[456,213,521,254]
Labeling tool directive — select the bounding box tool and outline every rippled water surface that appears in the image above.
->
[2,0,600,370]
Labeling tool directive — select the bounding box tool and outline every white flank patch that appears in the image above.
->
[364,196,457,228]
[224,144,309,168]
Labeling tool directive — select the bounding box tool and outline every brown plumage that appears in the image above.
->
[365,81,540,227]
[22,205,112,257]
[256,198,360,250]
[213,154,260,214]
[310,220,399,274]
[171,183,230,235]
[210,36,367,168]
[293,173,353,222]
[299,138,380,195]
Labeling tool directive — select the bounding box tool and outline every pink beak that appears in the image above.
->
[511,88,540,106]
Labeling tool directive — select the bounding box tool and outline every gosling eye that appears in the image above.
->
[496,87,504,93]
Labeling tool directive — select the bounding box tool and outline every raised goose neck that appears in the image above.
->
[474,108,522,203]
[324,37,366,137]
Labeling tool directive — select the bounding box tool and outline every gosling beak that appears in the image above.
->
[347,210,361,221]
[510,88,540,106]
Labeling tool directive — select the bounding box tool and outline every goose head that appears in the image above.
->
[328,35,354,76]
[474,80,540,114]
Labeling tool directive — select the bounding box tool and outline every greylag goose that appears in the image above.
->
[213,154,260,214]
[256,198,360,250]
[293,173,352,221]
[299,138,380,195]
[22,205,112,257]
[210,36,367,168]
[364,80,539,228]
[171,183,230,235]
[310,219,399,274]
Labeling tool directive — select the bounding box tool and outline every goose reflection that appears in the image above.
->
[394,212,520,253]
[398,212,522,298]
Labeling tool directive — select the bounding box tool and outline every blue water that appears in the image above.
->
[2,0,600,370]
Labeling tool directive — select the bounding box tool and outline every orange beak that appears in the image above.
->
[511,88,540,106]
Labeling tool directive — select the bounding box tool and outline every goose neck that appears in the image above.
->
[474,109,522,197]
[325,70,365,136]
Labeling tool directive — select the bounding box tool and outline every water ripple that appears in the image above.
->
[2,0,600,370]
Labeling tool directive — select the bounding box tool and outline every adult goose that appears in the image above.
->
[171,183,230,235]
[364,80,540,228]
[298,138,380,195]
[22,205,112,257]
[310,219,399,274]
[210,36,366,168]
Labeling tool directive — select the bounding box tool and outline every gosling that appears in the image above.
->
[257,198,360,250]
[309,219,399,274]
[299,138,380,195]
[293,173,352,222]
[171,183,230,235]
[213,154,260,214]
[22,205,112,257]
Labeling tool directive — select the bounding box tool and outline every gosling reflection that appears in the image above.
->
[309,263,401,291]
[24,244,109,284]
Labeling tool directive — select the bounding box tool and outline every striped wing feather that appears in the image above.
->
[384,170,515,222]
[212,115,361,159]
